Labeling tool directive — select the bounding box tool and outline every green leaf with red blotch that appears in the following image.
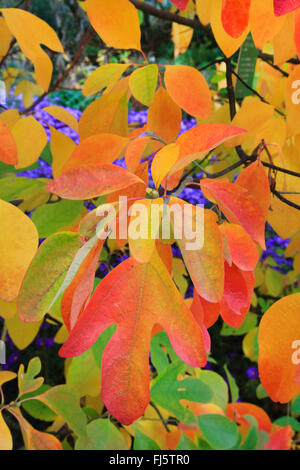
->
[201,178,266,249]
[47,164,145,200]
[221,0,251,38]
[0,120,18,165]
[59,249,207,425]
[18,232,83,323]
[274,0,300,16]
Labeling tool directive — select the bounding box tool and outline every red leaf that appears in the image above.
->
[170,0,189,10]
[221,0,251,38]
[61,241,103,331]
[219,223,259,271]
[201,178,266,248]
[265,426,293,450]
[192,291,220,329]
[59,250,207,425]
[274,0,300,16]
[47,164,145,200]
[226,403,272,433]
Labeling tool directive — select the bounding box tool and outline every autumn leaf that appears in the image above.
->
[0,412,12,450]
[226,403,272,433]
[8,407,62,450]
[0,200,38,302]
[258,293,300,403]
[18,232,83,323]
[47,164,145,200]
[82,63,130,97]
[12,116,47,169]
[129,65,158,106]
[60,249,207,425]
[85,0,141,51]
[201,178,266,248]
[219,223,259,271]
[61,134,128,173]
[164,65,212,118]
[1,8,63,91]
[221,0,251,38]
[274,0,300,16]
[151,143,180,189]
[0,120,18,165]
[170,0,189,10]
[147,86,182,144]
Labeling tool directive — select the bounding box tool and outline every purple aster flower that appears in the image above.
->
[246,366,259,380]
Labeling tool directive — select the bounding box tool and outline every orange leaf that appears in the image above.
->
[47,164,146,200]
[226,403,272,433]
[147,87,182,144]
[235,161,271,220]
[0,411,12,450]
[164,65,212,118]
[85,0,141,51]
[219,223,259,271]
[249,0,286,49]
[62,134,128,173]
[0,120,18,165]
[170,0,189,10]
[9,407,62,450]
[258,293,300,403]
[221,0,251,38]
[60,250,207,425]
[264,426,293,450]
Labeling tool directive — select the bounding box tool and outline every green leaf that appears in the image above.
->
[31,199,83,238]
[221,312,257,336]
[197,414,240,450]
[224,365,239,403]
[75,419,127,450]
[197,370,228,411]
[133,428,160,450]
[18,232,83,322]
[37,384,88,440]
[21,385,57,422]
[292,394,300,414]
[176,433,199,450]
[150,361,212,425]
[256,384,268,400]
[66,348,101,398]
[150,331,180,375]
[239,426,258,450]
[18,357,44,397]
[274,416,300,432]
[0,176,46,203]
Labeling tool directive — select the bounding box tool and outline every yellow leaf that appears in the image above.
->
[14,80,43,108]
[0,371,17,387]
[273,13,296,65]
[226,97,274,150]
[129,65,158,106]
[12,116,47,169]
[0,298,17,320]
[151,143,180,189]
[79,90,128,141]
[172,23,194,57]
[49,126,76,178]
[210,0,249,57]
[85,0,141,51]
[42,106,78,132]
[6,313,42,350]
[82,63,130,97]
[249,0,286,49]
[0,411,12,450]
[0,17,12,58]
[0,109,19,130]
[0,200,38,302]
[3,67,23,94]
[196,0,211,25]
[1,9,64,91]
